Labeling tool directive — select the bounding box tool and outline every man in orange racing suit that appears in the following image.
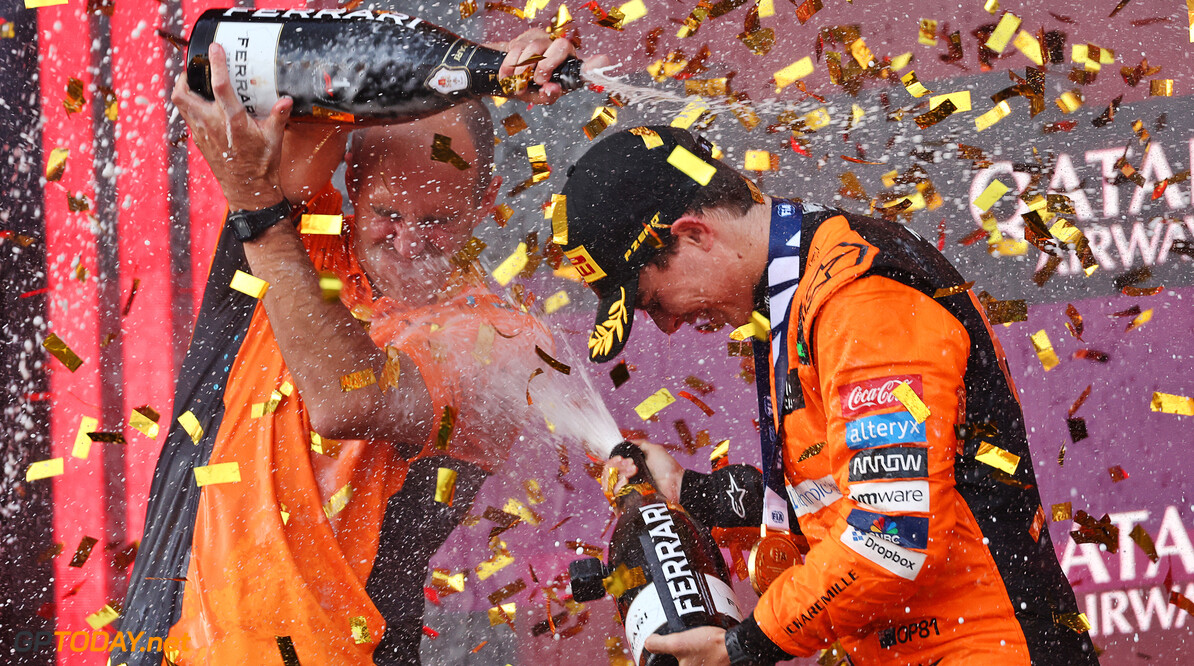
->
[116,30,599,665]
[561,127,1099,665]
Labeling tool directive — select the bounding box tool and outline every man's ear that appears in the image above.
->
[670,215,713,250]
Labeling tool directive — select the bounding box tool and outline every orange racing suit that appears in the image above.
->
[718,203,1098,665]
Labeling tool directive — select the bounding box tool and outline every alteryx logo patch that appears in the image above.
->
[846,413,926,449]
[848,447,928,482]
[846,509,928,550]
[786,475,843,518]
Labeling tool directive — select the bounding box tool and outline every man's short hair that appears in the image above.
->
[648,159,755,268]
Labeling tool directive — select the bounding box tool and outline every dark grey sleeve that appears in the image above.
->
[680,464,765,529]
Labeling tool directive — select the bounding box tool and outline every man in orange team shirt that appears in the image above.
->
[115,30,604,666]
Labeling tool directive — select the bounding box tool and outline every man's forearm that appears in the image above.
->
[242,221,432,444]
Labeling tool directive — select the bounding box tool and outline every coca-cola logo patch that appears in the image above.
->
[838,375,923,419]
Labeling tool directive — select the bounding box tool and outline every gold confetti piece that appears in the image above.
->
[435,405,457,450]
[45,147,69,181]
[584,106,618,140]
[72,415,98,459]
[1125,308,1152,333]
[279,502,291,525]
[985,12,1021,53]
[128,408,159,439]
[757,0,775,17]
[933,282,974,298]
[378,346,401,391]
[435,468,457,505]
[26,457,64,481]
[1149,79,1174,96]
[603,563,647,597]
[0,22,14,38]
[918,19,938,46]
[849,37,876,68]
[350,616,371,644]
[176,410,203,444]
[230,270,268,299]
[685,78,728,97]
[475,549,515,580]
[670,100,709,129]
[323,483,353,519]
[549,194,568,245]
[667,146,715,186]
[929,91,971,112]
[87,432,126,444]
[488,602,517,626]
[635,388,676,420]
[976,441,1020,475]
[317,273,342,302]
[1056,612,1091,634]
[543,291,570,315]
[1130,525,1160,563]
[618,0,646,23]
[42,332,83,371]
[527,144,551,183]
[914,99,956,129]
[430,134,471,170]
[1030,330,1060,371]
[84,603,120,630]
[194,462,241,487]
[803,108,831,131]
[339,368,377,392]
[1189,0,1194,42]
[523,479,544,505]
[535,345,571,375]
[974,100,1011,132]
[743,150,778,172]
[68,535,98,567]
[1051,502,1072,522]
[431,568,466,596]
[900,71,932,98]
[492,242,529,286]
[299,214,342,235]
[774,57,814,92]
[890,51,913,71]
[973,180,1009,212]
[983,0,999,13]
[1151,392,1194,416]
[501,113,528,136]
[892,382,930,423]
[1013,31,1044,66]
[63,76,86,115]
[1055,90,1083,114]
[493,203,513,227]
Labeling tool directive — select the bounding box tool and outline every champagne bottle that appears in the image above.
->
[185,7,584,123]
[570,442,747,666]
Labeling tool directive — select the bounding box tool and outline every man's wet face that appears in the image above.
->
[348,122,484,305]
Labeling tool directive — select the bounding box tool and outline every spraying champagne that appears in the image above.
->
[185,7,584,123]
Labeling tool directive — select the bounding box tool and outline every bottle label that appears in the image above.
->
[212,22,282,117]
[426,66,470,94]
[623,573,743,664]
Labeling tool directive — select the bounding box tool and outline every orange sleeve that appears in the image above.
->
[752,276,971,656]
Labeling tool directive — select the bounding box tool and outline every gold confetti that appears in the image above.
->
[1189,0,1194,42]
[584,106,618,140]
[1151,392,1194,415]
[890,52,913,71]
[492,242,529,286]
[900,71,932,98]
[339,368,377,392]
[543,291,570,314]
[973,180,1009,212]
[177,411,203,443]
[849,38,876,68]
[435,468,458,505]
[527,144,551,183]
[63,77,86,114]
[475,548,515,580]
[493,203,513,227]
[1030,330,1060,371]
[299,214,342,235]
[1051,502,1072,522]
[892,382,930,423]
[42,332,83,371]
[1130,524,1160,563]
[685,78,728,97]
[129,407,160,439]
[535,346,571,375]
[524,479,544,504]
[68,535,98,567]
[670,100,709,129]
[774,57,814,92]
[230,270,269,299]
[914,99,957,129]
[603,563,647,597]
[323,483,353,518]
[1149,79,1174,96]
[743,150,778,172]
[794,0,822,23]
[667,146,715,186]
[550,194,568,245]
[45,147,69,181]
[84,603,120,630]
[431,568,466,596]
[1013,31,1044,66]
[985,12,1021,53]
[431,134,471,170]
[26,458,64,481]
[933,282,974,298]
[350,616,371,644]
[379,346,402,391]
[1055,90,1083,114]
[974,100,1011,131]
[930,91,971,112]
[71,415,98,459]
[435,405,457,450]
[194,462,241,487]
[1126,308,1152,333]
[488,602,517,626]
[504,497,542,525]
[976,441,1020,475]
[0,22,14,38]
[918,19,938,46]
[501,113,528,136]
[635,388,676,420]
[1056,612,1092,633]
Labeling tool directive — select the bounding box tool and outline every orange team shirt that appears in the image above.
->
[166,187,551,664]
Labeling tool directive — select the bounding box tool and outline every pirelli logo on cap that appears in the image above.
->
[564,245,607,283]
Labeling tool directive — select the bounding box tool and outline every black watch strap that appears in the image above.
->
[228,199,294,242]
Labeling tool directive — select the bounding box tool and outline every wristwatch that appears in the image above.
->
[228,199,294,242]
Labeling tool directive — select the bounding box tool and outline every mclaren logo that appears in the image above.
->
[564,245,607,283]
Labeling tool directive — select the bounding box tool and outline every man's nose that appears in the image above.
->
[647,308,681,335]
[390,224,426,260]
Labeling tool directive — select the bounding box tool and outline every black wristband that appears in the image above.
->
[228,199,294,242]
[725,615,794,665]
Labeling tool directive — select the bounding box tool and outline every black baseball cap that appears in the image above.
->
[557,126,721,363]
